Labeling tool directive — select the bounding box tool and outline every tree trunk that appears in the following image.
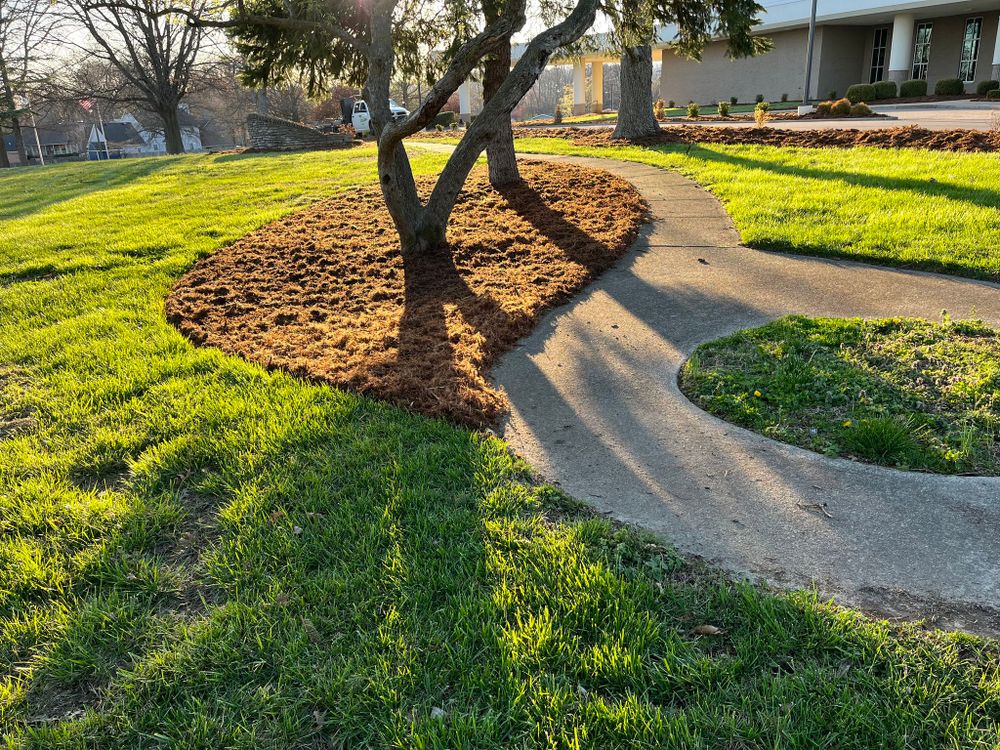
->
[612,45,660,140]
[161,107,185,154]
[483,40,520,186]
[0,57,26,163]
[0,126,10,168]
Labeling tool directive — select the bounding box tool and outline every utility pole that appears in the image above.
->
[802,0,818,107]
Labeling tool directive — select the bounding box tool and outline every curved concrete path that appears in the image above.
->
[489,154,1000,632]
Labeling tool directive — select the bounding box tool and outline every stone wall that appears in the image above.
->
[246,113,353,151]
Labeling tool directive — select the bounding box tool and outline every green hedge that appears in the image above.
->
[976,80,1000,96]
[934,78,965,95]
[988,90,1000,100]
[899,79,928,97]
[845,83,876,103]
[431,111,457,129]
[873,80,897,99]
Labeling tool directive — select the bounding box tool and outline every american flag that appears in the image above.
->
[79,98,95,112]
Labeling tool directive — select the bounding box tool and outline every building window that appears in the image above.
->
[870,27,889,82]
[911,22,932,80]
[958,17,982,82]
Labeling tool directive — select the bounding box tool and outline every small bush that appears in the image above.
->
[988,89,1000,99]
[780,92,788,102]
[553,106,562,124]
[934,77,965,95]
[687,102,700,117]
[755,94,764,103]
[849,102,873,117]
[433,111,457,128]
[845,83,876,103]
[899,79,928,97]
[976,79,1000,96]
[730,96,738,105]
[827,89,837,100]
[831,97,852,116]
[449,122,458,130]
[667,100,675,108]
[753,102,769,127]
[653,99,666,120]
[815,101,832,117]
[873,80,897,99]
[435,124,444,132]
[717,100,730,117]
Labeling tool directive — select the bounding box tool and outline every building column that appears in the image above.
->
[886,13,915,82]
[992,15,1000,80]
[458,80,472,121]
[572,59,587,115]
[590,62,604,113]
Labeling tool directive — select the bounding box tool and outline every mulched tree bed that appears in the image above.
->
[513,124,1000,152]
[166,162,648,426]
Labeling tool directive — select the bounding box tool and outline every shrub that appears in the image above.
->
[753,102,769,127]
[934,77,965,95]
[899,79,928,97]
[553,106,562,124]
[815,101,832,117]
[687,102,700,117]
[755,93,764,103]
[449,122,458,130]
[717,100,730,117]
[667,100,675,108]
[827,89,837,100]
[831,97,852,116]
[976,79,1000,96]
[433,110,457,128]
[653,99,666,120]
[730,96,738,105]
[988,89,1000,99]
[435,124,444,132]
[849,102,873,117]
[780,92,788,102]
[845,83,876,103]
[873,80,897,99]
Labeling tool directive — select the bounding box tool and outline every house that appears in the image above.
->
[3,126,81,165]
[87,111,204,158]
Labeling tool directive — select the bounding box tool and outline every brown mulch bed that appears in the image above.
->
[165,162,648,426]
[505,124,1000,152]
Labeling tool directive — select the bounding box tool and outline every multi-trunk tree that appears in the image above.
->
[118,0,763,253]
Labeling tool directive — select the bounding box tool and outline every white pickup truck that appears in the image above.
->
[340,98,410,136]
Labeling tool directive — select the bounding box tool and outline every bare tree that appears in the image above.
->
[66,0,209,153]
[0,0,59,165]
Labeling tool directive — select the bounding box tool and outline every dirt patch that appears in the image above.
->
[166,162,648,426]
[508,124,1000,152]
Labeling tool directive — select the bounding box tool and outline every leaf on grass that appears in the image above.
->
[690,624,723,636]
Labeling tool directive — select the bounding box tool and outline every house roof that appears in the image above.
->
[3,126,76,151]
[94,121,144,145]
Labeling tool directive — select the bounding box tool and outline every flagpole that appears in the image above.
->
[96,101,111,160]
[26,98,44,166]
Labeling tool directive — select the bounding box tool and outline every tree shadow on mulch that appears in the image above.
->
[166,162,648,427]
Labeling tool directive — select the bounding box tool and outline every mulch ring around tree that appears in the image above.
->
[512,124,1000,152]
[166,162,648,427]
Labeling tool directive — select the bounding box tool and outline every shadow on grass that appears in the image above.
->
[0,159,172,223]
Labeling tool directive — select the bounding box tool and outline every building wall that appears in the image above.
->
[813,25,869,99]
[861,11,999,91]
[660,28,809,104]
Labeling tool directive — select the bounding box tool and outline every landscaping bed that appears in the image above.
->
[680,316,1000,475]
[511,124,1000,152]
[166,161,647,426]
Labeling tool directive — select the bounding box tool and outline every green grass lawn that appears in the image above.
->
[511,137,1000,281]
[681,316,1000,475]
[1,150,999,748]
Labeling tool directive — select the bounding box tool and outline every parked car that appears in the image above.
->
[340,98,409,136]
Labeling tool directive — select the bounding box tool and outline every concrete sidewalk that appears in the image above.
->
[491,154,1000,633]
